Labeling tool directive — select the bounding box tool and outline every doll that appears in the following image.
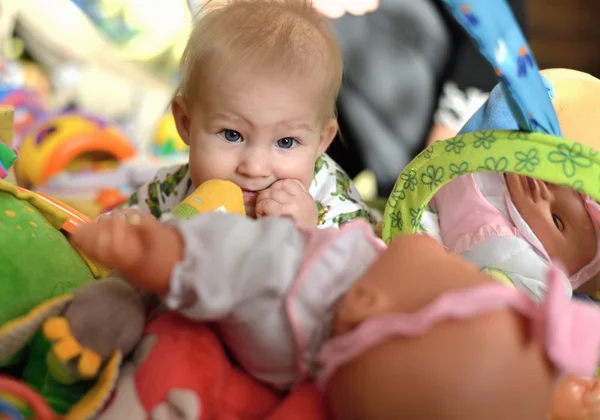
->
[414,1,600,298]
[71,199,600,418]
[429,69,600,300]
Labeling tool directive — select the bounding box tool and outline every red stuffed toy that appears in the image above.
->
[100,312,329,419]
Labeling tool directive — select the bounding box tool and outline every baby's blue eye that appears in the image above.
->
[277,137,296,149]
[221,130,242,142]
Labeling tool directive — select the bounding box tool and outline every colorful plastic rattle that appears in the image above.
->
[0,375,57,420]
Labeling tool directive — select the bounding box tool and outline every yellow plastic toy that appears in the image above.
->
[15,113,136,188]
[152,112,188,157]
[0,106,14,146]
[173,179,246,219]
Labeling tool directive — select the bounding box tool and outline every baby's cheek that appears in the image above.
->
[276,154,317,189]
[295,170,315,191]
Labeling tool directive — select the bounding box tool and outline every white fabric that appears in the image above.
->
[161,212,380,389]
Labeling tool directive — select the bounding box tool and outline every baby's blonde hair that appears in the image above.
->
[177,0,343,121]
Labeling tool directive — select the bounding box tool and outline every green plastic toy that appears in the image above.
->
[382,131,600,242]
[0,116,119,419]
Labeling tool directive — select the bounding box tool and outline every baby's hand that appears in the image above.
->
[71,215,184,295]
[256,179,318,226]
[551,375,600,420]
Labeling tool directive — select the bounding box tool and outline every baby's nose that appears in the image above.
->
[237,151,270,178]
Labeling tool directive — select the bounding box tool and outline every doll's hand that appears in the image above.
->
[256,179,318,226]
[95,207,155,223]
[551,375,600,420]
[71,215,184,295]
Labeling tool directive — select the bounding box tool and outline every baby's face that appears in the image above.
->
[505,174,597,275]
[175,67,336,216]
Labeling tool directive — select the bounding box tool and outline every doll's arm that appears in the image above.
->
[462,235,573,299]
[161,213,308,320]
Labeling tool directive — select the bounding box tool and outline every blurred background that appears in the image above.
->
[527,0,600,77]
[0,0,597,217]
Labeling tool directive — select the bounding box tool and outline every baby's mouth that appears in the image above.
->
[242,190,259,202]
[242,186,270,202]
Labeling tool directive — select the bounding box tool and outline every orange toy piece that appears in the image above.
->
[96,188,128,212]
[29,189,92,233]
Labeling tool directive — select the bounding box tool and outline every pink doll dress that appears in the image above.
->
[318,264,600,388]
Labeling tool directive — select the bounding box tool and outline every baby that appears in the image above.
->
[118,0,375,228]
[430,77,600,300]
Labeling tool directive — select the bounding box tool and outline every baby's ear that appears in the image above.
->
[318,118,338,155]
[172,97,192,146]
[336,283,390,329]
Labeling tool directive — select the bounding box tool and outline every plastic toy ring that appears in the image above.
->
[0,376,56,420]
[0,399,24,420]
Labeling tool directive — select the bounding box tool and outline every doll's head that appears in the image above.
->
[531,69,600,287]
[171,0,341,216]
[459,68,600,288]
[541,68,600,151]
[505,174,599,281]
[320,235,564,420]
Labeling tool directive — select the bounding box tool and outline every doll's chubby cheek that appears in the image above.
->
[551,375,600,420]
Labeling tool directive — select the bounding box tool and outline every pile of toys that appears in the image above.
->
[0,0,195,217]
[3,0,600,419]
[0,55,189,217]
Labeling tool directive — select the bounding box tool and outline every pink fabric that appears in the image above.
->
[571,196,600,289]
[505,195,550,259]
[434,173,518,254]
[285,220,387,380]
[317,265,600,388]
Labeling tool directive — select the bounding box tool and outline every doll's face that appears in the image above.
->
[505,174,597,276]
